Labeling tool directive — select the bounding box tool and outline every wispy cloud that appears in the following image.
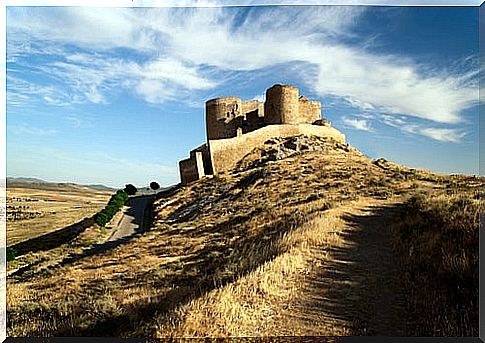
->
[7,75,79,107]
[380,115,467,143]
[10,52,217,105]
[64,115,93,128]
[342,117,373,132]
[7,6,478,124]
[380,114,406,128]
[419,127,466,143]
[8,125,57,136]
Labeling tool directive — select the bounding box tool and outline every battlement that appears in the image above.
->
[205,84,321,141]
[180,84,343,184]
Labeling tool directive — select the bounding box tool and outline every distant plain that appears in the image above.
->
[7,179,112,246]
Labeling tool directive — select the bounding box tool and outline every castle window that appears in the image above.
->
[227,112,230,117]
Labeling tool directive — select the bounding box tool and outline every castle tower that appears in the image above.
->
[205,96,243,140]
[298,97,322,123]
[264,84,300,124]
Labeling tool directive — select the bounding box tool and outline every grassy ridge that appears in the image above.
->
[6,136,483,337]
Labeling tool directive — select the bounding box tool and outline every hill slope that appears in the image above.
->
[7,135,482,337]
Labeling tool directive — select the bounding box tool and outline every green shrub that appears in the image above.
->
[95,190,130,227]
[95,212,109,227]
[6,247,17,262]
[124,184,137,195]
[150,181,160,190]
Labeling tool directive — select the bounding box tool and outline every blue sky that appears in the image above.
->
[6,5,480,188]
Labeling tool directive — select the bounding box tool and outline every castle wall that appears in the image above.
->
[243,110,265,134]
[180,145,209,184]
[206,96,243,140]
[298,97,321,123]
[208,124,346,174]
[181,84,340,184]
[179,157,198,184]
[264,85,300,124]
[198,144,213,175]
[241,100,264,116]
[241,99,265,133]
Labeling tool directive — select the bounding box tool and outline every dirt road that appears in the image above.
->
[290,198,409,336]
[108,195,154,242]
[150,197,412,337]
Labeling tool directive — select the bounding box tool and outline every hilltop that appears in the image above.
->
[7,135,482,337]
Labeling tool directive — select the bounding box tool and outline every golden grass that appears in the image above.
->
[155,208,349,337]
[393,190,483,336]
[6,136,483,337]
[7,187,111,246]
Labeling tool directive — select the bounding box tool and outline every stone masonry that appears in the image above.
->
[179,84,346,184]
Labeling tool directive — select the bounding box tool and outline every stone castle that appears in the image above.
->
[179,84,346,184]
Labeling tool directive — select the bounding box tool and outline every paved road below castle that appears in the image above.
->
[108,195,153,242]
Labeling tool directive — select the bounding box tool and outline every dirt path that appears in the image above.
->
[291,198,409,336]
[158,197,412,337]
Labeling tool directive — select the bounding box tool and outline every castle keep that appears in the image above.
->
[179,84,345,184]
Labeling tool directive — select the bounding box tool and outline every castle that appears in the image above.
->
[179,84,346,184]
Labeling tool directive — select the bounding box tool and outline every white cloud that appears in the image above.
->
[7,6,478,122]
[342,117,373,132]
[379,114,467,143]
[8,8,141,51]
[419,127,466,143]
[9,125,57,136]
[380,114,406,128]
[9,53,216,105]
[7,75,78,107]
[252,93,265,102]
[64,115,93,129]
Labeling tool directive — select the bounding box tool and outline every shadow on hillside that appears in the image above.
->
[291,202,410,336]
[10,196,155,281]
[9,216,96,256]
[49,207,312,337]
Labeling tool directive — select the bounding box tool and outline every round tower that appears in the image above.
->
[205,96,242,140]
[264,84,299,124]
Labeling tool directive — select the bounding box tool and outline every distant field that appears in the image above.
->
[7,185,112,246]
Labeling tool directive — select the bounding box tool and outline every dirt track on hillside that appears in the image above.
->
[154,197,412,337]
[286,198,410,336]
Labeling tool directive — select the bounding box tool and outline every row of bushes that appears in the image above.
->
[95,190,130,227]
[393,192,480,336]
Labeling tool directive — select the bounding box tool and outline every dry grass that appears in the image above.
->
[6,135,483,337]
[7,187,111,246]
[154,204,360,337]
[393,189,483,336]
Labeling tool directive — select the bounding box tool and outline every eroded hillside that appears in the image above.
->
[7,135,482,337]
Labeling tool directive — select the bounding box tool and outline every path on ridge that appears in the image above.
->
[289,198,410,336]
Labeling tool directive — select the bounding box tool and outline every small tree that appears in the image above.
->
[95,212,108,227]
[124,184,137,195]
[150,181,160,190]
